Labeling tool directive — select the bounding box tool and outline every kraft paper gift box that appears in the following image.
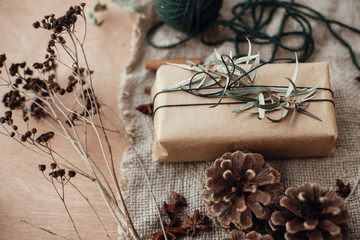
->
[151,62,337,162]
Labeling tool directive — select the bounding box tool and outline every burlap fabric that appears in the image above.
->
[119,0,360,239]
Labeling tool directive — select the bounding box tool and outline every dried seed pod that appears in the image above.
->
[268,182,350,240]
[36,131,55,143]
[57,169,65,177]
[38,164,46,171]
[31,128,37,134]
[25,131,32,138]
[20,135,27,142]
[201,150,283,231]
[68,170,76,178]
[49,171,58,178]
[50,162,57,169]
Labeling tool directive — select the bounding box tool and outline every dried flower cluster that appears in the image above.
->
[0,110,54,145]
[37,161,83,237]
[39,162,76,179]
[201,150,350,240]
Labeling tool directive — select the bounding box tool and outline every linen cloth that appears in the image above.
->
[119,0,360,239]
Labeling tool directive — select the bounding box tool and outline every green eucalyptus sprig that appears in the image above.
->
[86,0,140,27]
[165,43,321,123]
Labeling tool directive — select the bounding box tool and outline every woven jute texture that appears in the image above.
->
[118,0,360,239]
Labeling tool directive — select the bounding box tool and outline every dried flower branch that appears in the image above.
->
[0,3,166,240]
[0,213,72,240]
[40,162,82,239]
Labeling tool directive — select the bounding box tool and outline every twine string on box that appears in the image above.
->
[146,0,360,70]
[152,95,335,116]
[152,56,335,116]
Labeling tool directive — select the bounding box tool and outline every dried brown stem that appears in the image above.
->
[0,213,72,240]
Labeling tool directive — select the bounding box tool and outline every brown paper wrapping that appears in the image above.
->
[151,63,337,162]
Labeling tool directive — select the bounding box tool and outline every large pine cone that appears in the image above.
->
[269,182,350,240]
[222,230,273,240]
[201,150,283,230]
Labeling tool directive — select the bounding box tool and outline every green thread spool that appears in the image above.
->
[148,0,360,71]
[155,0,223,34]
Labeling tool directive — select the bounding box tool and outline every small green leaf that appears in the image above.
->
[214,49,221,61]
[85,10,104,26]
[266,116,283,123]
[248,53,260,83]
[112,0,140,12]
[164,73,204,90]
[285,52,298,97]
[267,102,290,123]
[228,86,273,96]
[255,100,281,110]
[297,108,322,121]
[296,89,318,103]
[258,93,265,119]
[225,92,258,102]
[232,102,254,113]
[233,54,259,65]
[285,77,297,100]
[288,108,296,124]
[94,3,107,12]
[244,37,252,71]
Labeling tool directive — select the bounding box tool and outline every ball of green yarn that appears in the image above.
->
[155,0,223,34]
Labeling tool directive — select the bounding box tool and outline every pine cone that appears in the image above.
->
[222,230,273,240]
[269,182,350,240]
[201,150,283,230]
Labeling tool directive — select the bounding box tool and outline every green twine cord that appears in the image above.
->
[146,0,360,70]
[155,0,223,34]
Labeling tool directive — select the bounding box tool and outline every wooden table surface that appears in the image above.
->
[0,1,137,239]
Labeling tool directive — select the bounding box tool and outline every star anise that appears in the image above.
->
[181,210,209,237]
[162,192,187,219]
[152,218,186,240]
[336,179,351,198]
[162,201,181,219]
[136,103,153,115]
[172,192,187,206]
